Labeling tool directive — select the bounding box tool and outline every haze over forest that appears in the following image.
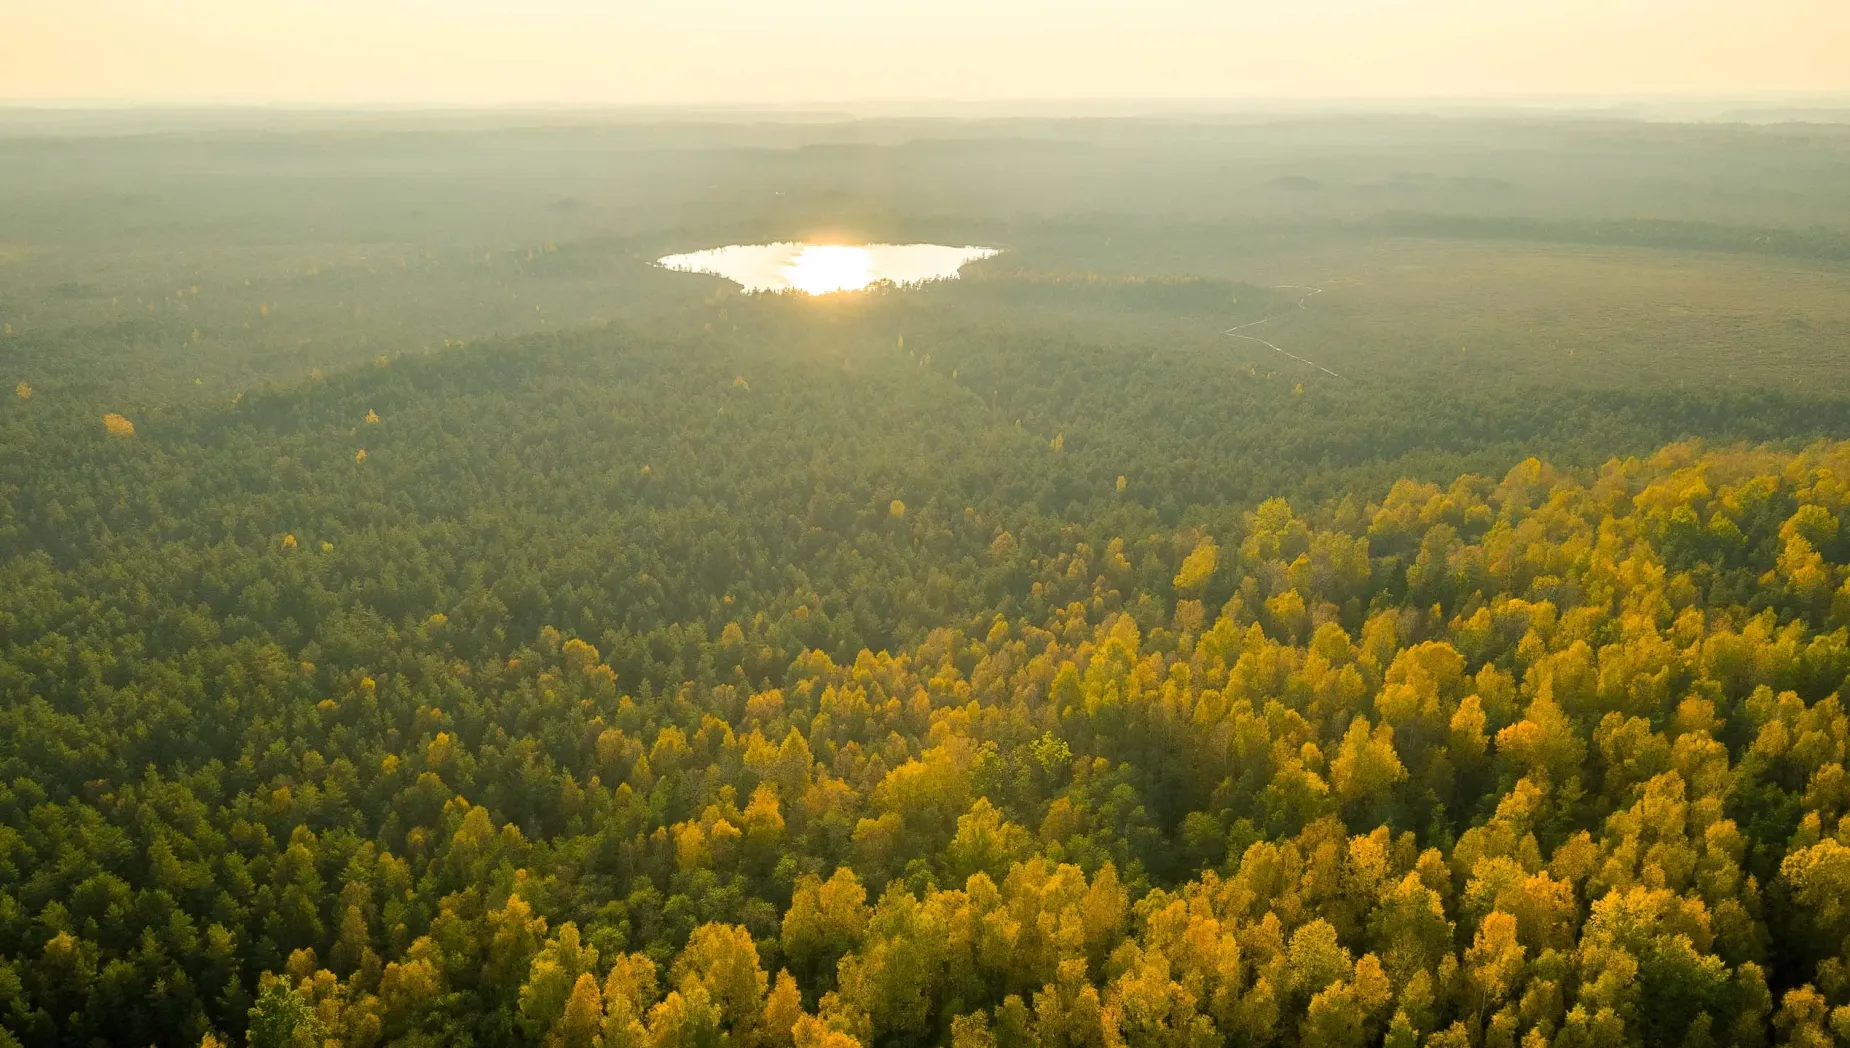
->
[7,5,1850,1048]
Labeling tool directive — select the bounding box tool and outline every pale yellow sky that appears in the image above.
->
[3,0,1847,106]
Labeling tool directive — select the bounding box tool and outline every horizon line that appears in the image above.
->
[6,89,1850,112]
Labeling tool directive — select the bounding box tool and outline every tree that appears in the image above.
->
[554,973,606,1048]
[675,924,769,1044]
[1330,717,1407,814]
[946,798,1035,883]
[247,979,326,1048]
[783,869,871,988]
[605,953,663,1048]
[1172,539,1219,595]
[522,922,602,1038]
[487,894,550,1004]
[648,983,726,1048]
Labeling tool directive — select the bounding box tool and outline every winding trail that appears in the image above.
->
[1223,284,1344,379]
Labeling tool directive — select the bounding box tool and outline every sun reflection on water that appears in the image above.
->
[782,245,875,295]
[658,242,999,295]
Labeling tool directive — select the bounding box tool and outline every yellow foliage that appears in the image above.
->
[889,499,906,519]
[281,534,298,550]
[1172,537,1219,593]
[14,381,28,399]
[562,637,601,670]
[355,448,368,463]
[103,413,135,437]
[1116,474,1127,492]
[675,822,711,870]
[364,409,380,423]
[1331,717,1408,803]
[555,973,605,1048]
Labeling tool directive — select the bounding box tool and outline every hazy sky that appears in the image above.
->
[4,0,1847,106]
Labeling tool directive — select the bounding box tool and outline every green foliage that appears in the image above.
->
[247,980,326,1048]
[7,111,1850,1048]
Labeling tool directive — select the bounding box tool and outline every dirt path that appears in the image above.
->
[1223,285,1344,379]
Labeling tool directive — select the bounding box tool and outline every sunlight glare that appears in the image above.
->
[782,245,875,295]
[658,242,999,294]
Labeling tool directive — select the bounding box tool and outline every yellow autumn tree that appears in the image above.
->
[1173,537,1219,593]
[103,413,135,437]
[781,868,870,981]
[518,922,600,1038]
[1331,716,1408,806]
[762,970,803,1048]
[14,381,28,399]
[553,974,605,1048]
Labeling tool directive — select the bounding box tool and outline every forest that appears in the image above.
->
[3,111,1850,1048]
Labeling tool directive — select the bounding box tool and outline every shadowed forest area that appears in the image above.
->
[3,111,1850,1048]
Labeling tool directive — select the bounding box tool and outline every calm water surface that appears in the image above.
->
[658,242,999,295]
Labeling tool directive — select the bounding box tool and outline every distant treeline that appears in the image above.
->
[1370,212,1850,263]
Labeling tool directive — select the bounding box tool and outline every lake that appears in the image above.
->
[657,242,999,295]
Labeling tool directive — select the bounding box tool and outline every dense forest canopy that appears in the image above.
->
[3,112,1850,1048]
